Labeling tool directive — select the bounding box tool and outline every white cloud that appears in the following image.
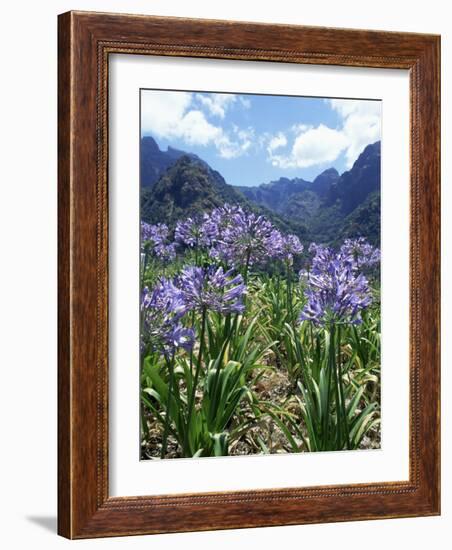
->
[234,126,255,152]
[141,90,254,159]
[267,132,288,153]
[239,96,251,109]
[141,90,193,137]
[269,125,348,168]
[292,125,349,167]
[291,123,312,134]
[216,135,242,159]
[328,99,380,118]
[328,99,381,166]
[218,126,255,158]
[175,110,222,146]
[196,93,237,119]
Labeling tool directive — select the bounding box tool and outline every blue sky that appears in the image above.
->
[141,89,381,187]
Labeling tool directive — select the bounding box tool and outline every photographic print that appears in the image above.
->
[139,89,381,460]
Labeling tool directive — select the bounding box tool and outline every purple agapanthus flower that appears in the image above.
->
[141,221,154,245]
[299,245,372,326]
[269,231,304,264]
[175,216,211,248]
[340,238,381,269]
[154,242,177,261]
[141,222,168,247]
[308,242,323,256]
[200,204,242,252]
[141,278,194,355]
[205,205,277,267]
[141,222,176,262]
[178,265,246,314]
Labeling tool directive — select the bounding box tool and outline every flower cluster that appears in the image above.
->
[227,211,273,265]
[141,264,247,354]
[141,205,306,270]
[141,209,379,341]
[141,278,194,355]
[202,204,241,244]
[175,216,211,249]
[178,265,246,314]
[340,238,380,269]
[203,205,303,267]
[270,231,304,264]
[300,244,372,326]
[141,221,176,262]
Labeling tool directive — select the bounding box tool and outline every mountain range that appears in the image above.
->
[140,136,381,246]
[141,136,202,187]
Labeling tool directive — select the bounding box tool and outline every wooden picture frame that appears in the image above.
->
[58,10,440,539]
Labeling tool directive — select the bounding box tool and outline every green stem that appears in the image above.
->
[161,352,176,458]
[336,325,351,449]
[188,310,196,376]
[323,323,335,449]
[244,250,251,285]
[286,261,293,323]
[331,333,342,449]
[287,262,306,386]
[194,238,199,267]
[184,307,207,456]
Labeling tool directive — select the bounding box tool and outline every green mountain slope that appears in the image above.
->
[141,155,308,238]
[140,136,201,187]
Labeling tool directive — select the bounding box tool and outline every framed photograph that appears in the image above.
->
[58,11,440,538]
